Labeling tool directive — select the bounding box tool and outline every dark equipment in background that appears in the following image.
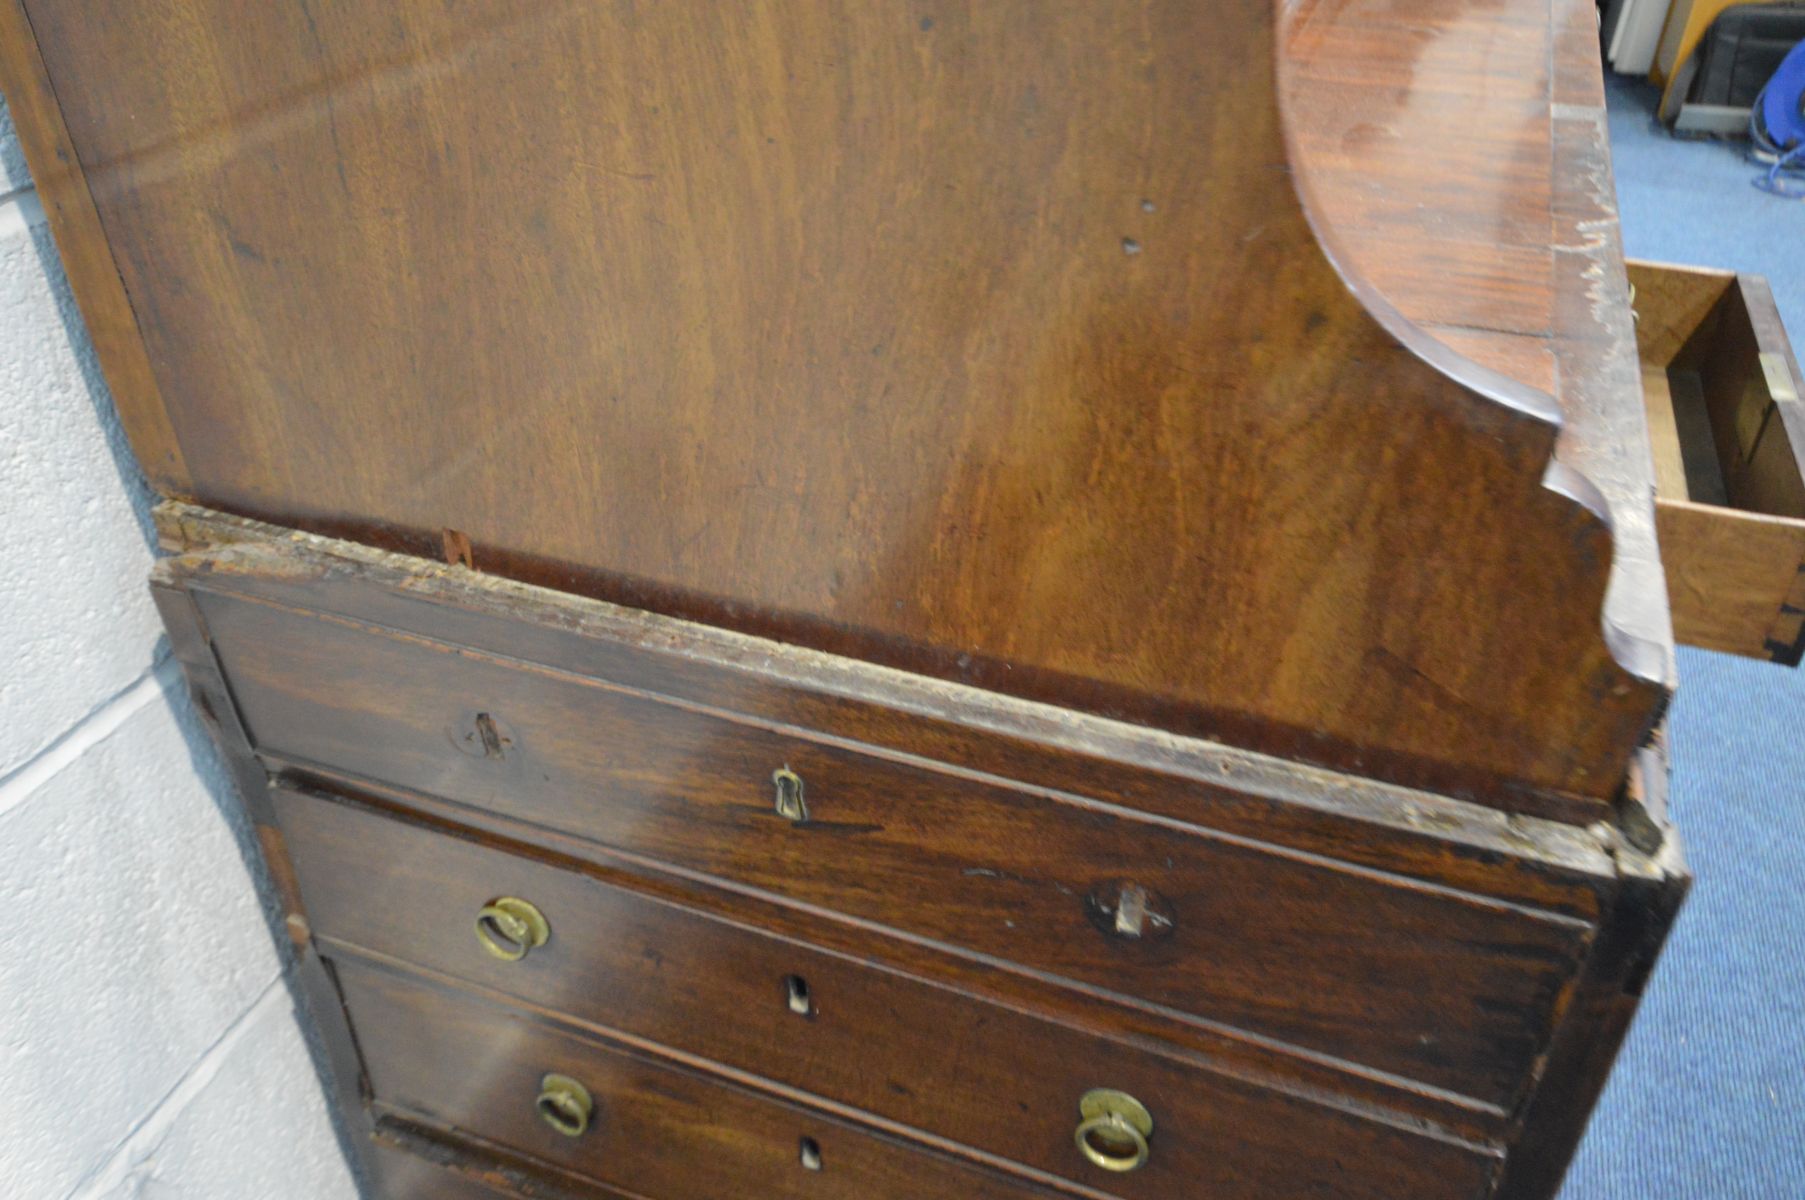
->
[1669,5,1805,134]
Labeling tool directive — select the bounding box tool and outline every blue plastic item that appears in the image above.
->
[1753,40,1805,196]
[1759,40,1805,146]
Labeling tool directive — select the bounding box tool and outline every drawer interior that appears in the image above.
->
[1629,260,1805,665]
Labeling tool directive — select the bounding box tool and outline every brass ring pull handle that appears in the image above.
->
[1074,1089,1154,1173]
[536,1073,594,1138]
[476,897,550,962]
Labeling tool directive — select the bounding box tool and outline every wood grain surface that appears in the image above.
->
[5,0,1671,812]
[367,1141,539,1200]
[341,959,1082,1200]
[1629,262,1805,665]
[0,0,187,483]
[1658,501,1805,663]
[274,785,1505,1200]
[150,526,1688,1200]
[155,503,1632,908]
[199,580,1593,1105]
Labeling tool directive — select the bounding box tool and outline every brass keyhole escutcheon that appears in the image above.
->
[476,897,550,962]
[536,1073,594,1138]
[772,766,808,822]
[1075,1089,1154,1173]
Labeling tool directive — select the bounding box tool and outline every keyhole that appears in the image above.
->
[784,974,814,1016]
[772,767,809,822]
[1083,879,1176,943]
[473,713,506,758]
[799,1136,823,1171]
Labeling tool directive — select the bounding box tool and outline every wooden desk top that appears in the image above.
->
[0,0,1669,819]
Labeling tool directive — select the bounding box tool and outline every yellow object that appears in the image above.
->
[1653,0,1745,118]
[535,1074,595,1138]
[474,897,551,962]
[1074,1090,1154,1173]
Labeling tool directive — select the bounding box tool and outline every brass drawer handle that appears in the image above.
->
[536,1073,594,1138]
[1075,1089,1153,1173]
[476,897,550,961]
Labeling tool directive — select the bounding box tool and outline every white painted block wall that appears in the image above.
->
[0,98,359,1200]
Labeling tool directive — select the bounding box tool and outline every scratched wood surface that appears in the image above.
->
[276,787,1504,1200]
[150,525,1686,1200]
[341,958,1087,1200]
[155,518,1640,1112]
[194,579,1591,1106]
[0,0,1670,815]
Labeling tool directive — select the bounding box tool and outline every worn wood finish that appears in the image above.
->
[0,0,1701,1188]
[371,1123,661,1200]
[150,524,1687,1200]
[1493,850,1688,1200]
[273,785,1505,1199]
[1629,261,1805,665]
[1640,365,1691,500]
[4,0,1672,811]
[196,572,1593,1105]
[0,0,187,484]
[148,579,388,1193]
[1657,502,1805,664]
[157,508,1657,1147]
[276,746,1531,1147]
[1629,262,1734,370]
[340,959,1087,1200]
[368,1142,536,1200]
[1541,9,1677,704]
[154,502,1629,914]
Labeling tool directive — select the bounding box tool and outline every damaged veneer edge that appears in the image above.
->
[152,501,1677,880]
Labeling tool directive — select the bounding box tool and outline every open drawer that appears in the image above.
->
[1630,260,1805,666]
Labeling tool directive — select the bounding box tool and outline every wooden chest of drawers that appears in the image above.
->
[11,0,1800,1194]
[146,508,1684,1200]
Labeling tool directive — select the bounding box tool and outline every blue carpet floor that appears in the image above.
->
[1557,75,1805,1200]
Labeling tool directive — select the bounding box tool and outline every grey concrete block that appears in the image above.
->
[0,689,284,1199]
[77,985,358,1200]
[1,96,30,197]
[0,194,162,778]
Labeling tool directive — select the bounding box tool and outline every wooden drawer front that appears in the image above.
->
[339,960,1067,1200]
[276,788,1500,1200]
[202,589,1589,1105]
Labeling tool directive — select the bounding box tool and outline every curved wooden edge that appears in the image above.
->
[1275,0,1673,771]
[0,0,189,491]
[1543,462,1676,689]
[8,0,1671,816]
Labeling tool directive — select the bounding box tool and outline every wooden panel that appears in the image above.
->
[275,786,1503,1200]
[198,586,1593,1106]
[368,1142,544,1200]
[339,960,1077,1200]
[1628,260,1733,369]
[1657,501,1805,665]
[5,0,1670,810]
[150,520,1689,1200]
[0,0,187,485]
[1640,365,1691,500]
[155,504,1627,921]
[1737,273,1805,519]
[1629,261,1805,666]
